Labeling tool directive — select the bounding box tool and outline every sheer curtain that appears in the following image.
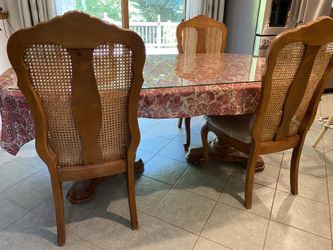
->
[5,0,75,29]
[17,0,56,27]
[185,0,225,22]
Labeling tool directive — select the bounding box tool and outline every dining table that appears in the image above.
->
[0,52,265,203]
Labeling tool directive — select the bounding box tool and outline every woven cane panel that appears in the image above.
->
[93,44,133,161]
[24,44,83,166]
[183,27,223,54]
[289,43,333,135]
[260,42,305,141]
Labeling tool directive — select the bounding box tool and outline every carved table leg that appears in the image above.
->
[66,159,145,204]
[186,138,265,172]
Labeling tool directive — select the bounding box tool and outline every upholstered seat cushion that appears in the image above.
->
[205,114,254,143]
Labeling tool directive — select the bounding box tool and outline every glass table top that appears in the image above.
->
[142,53,265,89]
[3,53,265,91]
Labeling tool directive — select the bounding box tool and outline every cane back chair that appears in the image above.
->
[176,15,227,151]
[7,12,145,246]
[200,17,333,209]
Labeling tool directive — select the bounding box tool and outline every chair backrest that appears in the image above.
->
[176,15,227,54]
[7,12,145,167]
[253,17,333,142]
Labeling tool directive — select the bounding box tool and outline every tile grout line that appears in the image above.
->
[140,173,179,187]
[261,136,333,244]
[0,183,56,216]
[148,162,189,215]
[3,117,331,248]
[280,155,328,180]
[67,163,230,249]
[0,194,55,231]
[156,152,188,164]
[145,128,182,141]
[0,173,51,220]
[0,193,33,212]
[139,133,173,155]
[172,170,237,204]
[196,164,260,249]
[273,144,330,205]
[136,150,155,165]
[136,175,174,215]
[139,149,232,249]
[126,127,194,244]
[139,209,199,237]
[166,160,286,249]
[271,187,330,206]
[190,235,201,250]
[0,209,30,232]
[192,173,235,250]
[231,164,282,190]
[217,201,271,220]
[146,161,263,249]
[0,163,41,195]
[71,232,105,250]
[198,235,235,250]
[268,218,332,240]
[120,227,140,249]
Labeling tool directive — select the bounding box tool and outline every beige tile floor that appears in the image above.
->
[0,94,333,249]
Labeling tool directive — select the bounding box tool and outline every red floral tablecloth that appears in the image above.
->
[138,84,261,118]
[0,68,261,155]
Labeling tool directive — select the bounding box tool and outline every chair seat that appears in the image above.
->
[205,114,253,143]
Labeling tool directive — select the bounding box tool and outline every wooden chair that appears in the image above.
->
[176,15,227,151]
[200,17,333,209]
[7,12,145,246]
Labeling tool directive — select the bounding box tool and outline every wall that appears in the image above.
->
[0,0,22,74]
[0,0,10,74]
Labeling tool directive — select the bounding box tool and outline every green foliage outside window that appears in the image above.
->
[133,0,184,21]
[75,0,184,22]
[75,0,122,20]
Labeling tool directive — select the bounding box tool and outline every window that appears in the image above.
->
[71,0,185,54]
[75,0,123,24]
[128,0,184,54]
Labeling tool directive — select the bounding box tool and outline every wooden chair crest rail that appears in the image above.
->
[7,11,146,246]
[175,15,227,151]
[200,16,333,209]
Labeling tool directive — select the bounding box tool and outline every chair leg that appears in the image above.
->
[183,118,191,151]
[290,144,303,195]
[200,123,209,165]
[244,146,259,209]
[127,162,138,230]
[312,114,333,147]
[50,177,66,246]
[178,118,183,128]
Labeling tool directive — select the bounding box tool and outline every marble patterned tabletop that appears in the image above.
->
[0,53,265,155]
[143,53,265,88]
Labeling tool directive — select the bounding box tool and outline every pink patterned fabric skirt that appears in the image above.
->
[0,68,261,155]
